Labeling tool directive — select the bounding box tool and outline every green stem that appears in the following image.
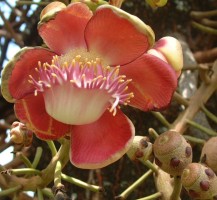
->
[18,153,32,168]
[37,188,44,200]
[32,147,43,169]
[201,104,217,124]
[54,161,62,188]
[173,92,189,107]
[148,128,159,139]
[190,10,217,19]
[183,135,205,145]
[170,176,182,200]
[10,168,41,176]
[191,21,217,35]
[186,119,217,136]
[136,192,162,200]
[142,160,158,174]
[41,188,54,199]
[116,170,153,199]
[46,140,57,157]
[40,139,70,187]
[61,173,102,192]
[0,185,22,197]
[151,112,171,128]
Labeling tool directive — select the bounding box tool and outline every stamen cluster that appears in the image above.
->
[29,55,134,116]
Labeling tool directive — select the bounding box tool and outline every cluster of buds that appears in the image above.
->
[181,163,217,199]
[153,130,192,176]
[10,121,33,146]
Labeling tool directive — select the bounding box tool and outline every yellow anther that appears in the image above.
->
[63,62,68,68]
[34,90,38,96]
[51,73,57,78]
[28,80,33,84]
[38,61,42,67]
[123,86,128,92]
[46,84,51,88]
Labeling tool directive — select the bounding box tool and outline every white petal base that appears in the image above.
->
[43,83,110,125]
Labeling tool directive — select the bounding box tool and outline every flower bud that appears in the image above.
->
[40,2,66,21]
[181,163,217,199]
[148,36,183,77]
[127,136,153,162]
[153,130,192,176]
[201,137,217,174]
[10,121,33,146]
[145,0,168,8]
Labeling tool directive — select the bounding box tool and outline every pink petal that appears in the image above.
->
[70,109,135,169]
[85,5,154,66]
[120,54,177,111]
[38,3,93,54]
[15,93,70,140]
[1,47,55,103]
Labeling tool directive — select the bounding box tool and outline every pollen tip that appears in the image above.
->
[51,73,57,77]
[75,55,81,60]
[28,80,33,84]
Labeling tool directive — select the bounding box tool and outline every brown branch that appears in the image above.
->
[194,48,217,63]
[0,11,24,47]
[172,60,217,133]
[1,139,70,192]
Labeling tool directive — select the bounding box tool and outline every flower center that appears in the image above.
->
[29,53,134,125]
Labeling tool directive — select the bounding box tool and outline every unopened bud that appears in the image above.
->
[181,163,217,199]
[127,136,153,162]
[153,130,192,176]
[10,121,33,146]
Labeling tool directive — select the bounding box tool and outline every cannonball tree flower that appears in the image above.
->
[1,1,183,169]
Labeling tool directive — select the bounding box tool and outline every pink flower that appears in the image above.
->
[1,2,182,169]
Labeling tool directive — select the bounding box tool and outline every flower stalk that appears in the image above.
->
[61,173,102,192]
[201,104,217,124]
[9,168,42,176]
[54,161,62,188]
[148,128,159,139]
[151,112,171,128]
[115,169,153,199]
[143,160,158,174]
[136,192,162,200]
[183,135,205,145]
[37,188,44,200]
[170,176,182,200]
[186,119,217,136]
[46,140,57,157]
[41,188,55,199]
[173,92,189,107]
[18,153,33,168]
[32,147,43,169]
[0,185,22,197]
